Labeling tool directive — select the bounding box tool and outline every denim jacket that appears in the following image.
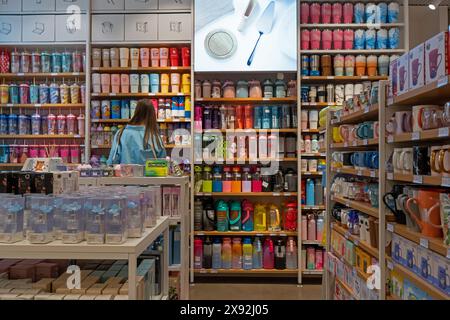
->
[107,125,166,165]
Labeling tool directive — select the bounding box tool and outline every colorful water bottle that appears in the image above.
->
[307,214,317,241]
[283,201,298,231]
[212,238,222,269]
[275,239,286,270]
[268,204,281,232]
[222,166,232,193]
[222,238,232,269]
[202,199,215,231]
[202,166,212,193]
[316,212,324,242]
[252,237,263,269]
[286,237,298,270]
[306,179,315,206]
[232,237,243,269]
[242,238,253,270]
[216,200,229,232]
[254,203,267,231]
[231,166,241,193]
[229,201,242,231]
[203,237,212,269]
[194,237,203,269]
[263,238,274,269]
[212,167,222,192]
[240,199,254,232]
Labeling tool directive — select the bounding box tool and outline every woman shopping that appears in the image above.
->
[107,99,166,165]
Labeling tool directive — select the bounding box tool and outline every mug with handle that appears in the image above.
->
[405,190,442,238]
[400,147,413,175]
[412,105,440,132]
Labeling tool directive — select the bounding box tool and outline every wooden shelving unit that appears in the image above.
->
[0,103,84,109]
[331,195,379,218]
[91,66,190,72]
[301,75,388,82]
[387,127,450,143]
[332,167,378,179]
[331,104,380,125]
[331,223,378,258]
[0,72,85,79]
[195,97,297,104]
[0,134,84,139]
[330,138,378,148]
[193,231,298,237]
[194,269,298,276]
[195,192,298,197]
[91,92,189,98]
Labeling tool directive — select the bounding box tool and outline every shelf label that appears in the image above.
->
[210,270,218,274]
[303,76,310,79]
[437,76,448,88]
[92,67,99,70]
[196,233,204,236]
[148,93,156,96]
[92,93,98,96]
[284,192,292,196]
[6,104,13,107]
[364,106,370,113]
[442,177,450,187]
[387,135,394,143]
[177,93,184,96]
[413,175,423,184]
[199,270,207,274]
[263,98,270,101]
[273,192,281,196]
[363,139,368,145]
[331,222,335,230]
[326,76,334,80]
[361,76,369,79]
[345,201,351,207]
[269,233,277,237]
[420,238,429,249]
[370,171,376,178]
[280,233,287,237]
[256,234,264,237]
[438,127,449,137]
[357,170,363,176]
[312,206,319,210]
[72,72,80,76]
[412,132,420,141]
[387,261,394,270]
[17,73,24,76]
[109,93,117,96]
[387,172,393,180]
[387,223,394,232]
[196,98,203,101]
[34,104,42,107]
[203,193,212,196]
[310,102,317,106]
[50,73,58,76]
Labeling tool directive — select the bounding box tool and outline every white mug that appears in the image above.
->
[400,147,413,175]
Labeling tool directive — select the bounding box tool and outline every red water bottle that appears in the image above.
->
[244,105,253,129]
[181,47,190,67]
[235,105,244,129]
[0,49,10,73]
[170,48,179,67]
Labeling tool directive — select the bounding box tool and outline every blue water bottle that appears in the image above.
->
[271,106,280,129]
[254,106,262,129]
[306,179,315,206]
[121,100,130,119]
[262,106,271,129]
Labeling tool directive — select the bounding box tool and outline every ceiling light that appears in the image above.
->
[429,0,442,10]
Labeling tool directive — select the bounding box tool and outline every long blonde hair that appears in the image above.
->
[117,99,163,152]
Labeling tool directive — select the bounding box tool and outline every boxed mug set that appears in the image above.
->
[330,176,379,208]
[333,82,379,120]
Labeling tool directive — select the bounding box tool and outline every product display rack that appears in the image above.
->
[381,69,450,300]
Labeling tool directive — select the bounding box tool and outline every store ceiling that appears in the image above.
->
[408,0,450,5]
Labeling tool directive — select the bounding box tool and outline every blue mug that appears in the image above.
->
[421,257,431,279]
[357,121,375,139]
[350,152,365,167]
[364,151,379,169]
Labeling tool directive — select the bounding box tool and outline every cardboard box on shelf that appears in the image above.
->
[56,0,88,12]
[158,13,192,41]
[93,0,125,11]
[55,14,88,42]
[125,0,157,10]
[425,31,450,84]
[409,43,425,91]
[92,14,125,42]
[397,53,409,96]
[22,0,56,12]
[22,15,55,42]
[0,0,21,12]
[389,57,399,97]
[159,0,192,10]
[0,15,22,42]
[124,14,158,41]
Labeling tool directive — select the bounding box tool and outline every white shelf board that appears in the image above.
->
[97,176,189,186]
[301,23,404,28]
[301,49,405,54]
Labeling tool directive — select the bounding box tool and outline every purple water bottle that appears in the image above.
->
[49,83,60,104]
[0,114,8,134]
[8,114,18,135]
[30,84,39,104]
[39,84,49,104]
[203,106,212,130]
[31,112,41,135]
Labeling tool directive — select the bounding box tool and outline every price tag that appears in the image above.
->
[364,106,370,113]
[200,270,207,274]
[196,233,204,236]
[357,170,363,176]
[210,270,218,274]
[361,76,369,79]
[370,171,376,178]
[437,76,449,88]
[345,201,351,207]
[148,93,155,96]
[74,134,81,138]
[131,67,138,70]
[312,206,319,210]
[387,223,394,232]
[310,102,317,106]
[413,175,423,184]
[363,139,368,145]
[273,192,281,196]
[92,93,98,96]
[412,132,420,140]
[270,233,277,237]
[387,135,394,143]
[50,73,58,76]
[420,238,429,249]
[203,193,212,197]
[354,239,359,246]
[442,177,450,187]
[72,72,80,76]
[92,67,99,71]
[280,233,287,237]
[303,76,310,80]
[336,168,341,173]
[387,261,394,270]
[387,173,393,180]
[177,93,184,96]
[34,104,42,107]
[6,104,13,107]
[196,98,203,101]
[327,76,334,80]
[263,97,270,101]
[284,192,292,196]
[17,73,24,76]
[438,127,449,137]
[256,234,264,237]
[331,223,335,230]
[110,93,117,96]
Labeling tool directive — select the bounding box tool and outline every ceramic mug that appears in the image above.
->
[421,107,444,130]
[400,148,413,175]
[412,105,441,132]
[378,55,390,76]
[356,121,374,139]
[443,102,450,126]
[373,121,380,139]
[413,146,431,176]
[406,190,443,238]
[339,124,355,143]
[431,145,450,177]
[332,127,344,143]
[394,111,413,134]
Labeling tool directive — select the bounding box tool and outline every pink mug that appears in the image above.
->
[411,58,422,86]
[310,3,321,24]
[301,30,311,50]
[332,3,343,23]
[301,3,310,24]
[321,3,332,24]
[333,29,344,50]
[428,48,442,80]
[343,3,354,23]
[310,29,321,50]
[343,29,354,50]
[322,29,332,50]
[29,145,39,158]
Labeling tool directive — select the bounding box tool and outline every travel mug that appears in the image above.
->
[332,2,343,23]
[334,54,344,76]
[181,47,190,67]
[110,48,119,68]
[322,29,332,50]
[170,47,179,66]
[367,55,378,76]
[119,48,130,68]
[310,3,321,24]
[151,48,160,67]
[343,29,354,50]
[301,3,310,23]
[321,3,332,24]
[333,29,344,50]
[345,55,355,76]
[343,2,354,23]
[301,30,311,50]
[92,48,102,68]
[310,29,321,50]
[130,48,139,69]
[160,48,169,67]
[140,48,150,67]
[355,55,367,76]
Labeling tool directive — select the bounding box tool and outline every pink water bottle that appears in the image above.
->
[49,145,59,158]
[47,113,56,135]
[29,145,39,158]
[194,237,203,269]
[343,2,354,23]
[59,144,70,163]
[321,3,332,24]
[333,29,344,49]
[77,114,85,137]
[38,144,47,157]
[70,145,80,164]
[66,113,76,135]
[322,29,332,50]
[332,3,343,23]
[194,105,202,132]
[310,3,321,24]
[344,29,354,50]
[56,114,66,135]
[307,214,316,240]
[301,216,307,241]
[310,29,321,50]
[315,249,324,270]
[263,238,274,269]
[301,30,311,50]
[307,247,315,270]
[300,2,310,24]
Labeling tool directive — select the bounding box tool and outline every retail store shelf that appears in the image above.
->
[301,171,323,176]
[201,128,298,133]
[301,153,326,157]
[386,258,448,300]
[300,23,404,28]
[302,270,323,275]
[331,222,378,258]
[387,127,450,144]
[301,49,404,54]
[195,97,297,104]
[0,134,83,139]
[330,138,378,148]
[91,93,189,98]
[301,129,321,133]
[301,102,341,108]
[332,167,378,179]
[302,240,324,246]
[91,66,191,72]
[193,231,298,237]
[331,104,379,125]
[387,223,449,258]
[194,269,298,276]
[195,192,298,197]
[91,119,131,124]
[331,195,378,218]
[169,264,181,272]
[301,205,326,210]
[301,75,388,82]
[195,158,298,164]
[0,103,84,109]
[97,176,190,186]
[332,250,370,282]
[389,76,450,106]
[386,173,450,188]
[0,72,85,79]
[335,277,358,298]
[164,144,192,149]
